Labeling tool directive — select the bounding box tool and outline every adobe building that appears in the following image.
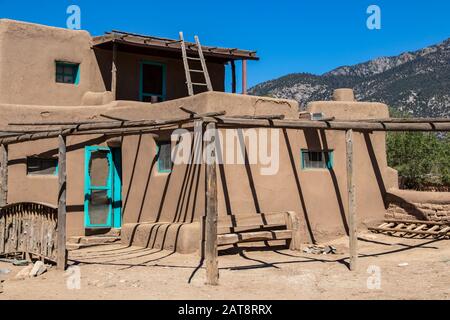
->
[0,19,403,254]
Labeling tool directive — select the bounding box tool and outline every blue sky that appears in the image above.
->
[1,0,449,90]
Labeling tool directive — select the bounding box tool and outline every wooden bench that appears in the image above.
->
[203,211,301,250]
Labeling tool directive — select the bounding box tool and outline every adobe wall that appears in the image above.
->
[0,19,106,106]
[1,92,395,245]
[385,189,450,223]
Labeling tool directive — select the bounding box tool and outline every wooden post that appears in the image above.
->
[111,41,118,100]
[230,60,236,94]
[346,129,357,271]
[242,60,247,94]
[0,144,7,207]
[57,135,67,270]
[205,122,219,285]
[286,211,301,250]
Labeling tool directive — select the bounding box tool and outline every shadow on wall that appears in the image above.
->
[122,132,203,225]
[123,128,391,249]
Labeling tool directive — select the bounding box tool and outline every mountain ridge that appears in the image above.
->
[249,37,450,117]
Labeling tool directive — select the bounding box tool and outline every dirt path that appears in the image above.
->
[1,231,449,300]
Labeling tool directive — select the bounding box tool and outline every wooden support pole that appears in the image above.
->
[57,135,67,270]
[242,60,247,94]
[230,60,236,94]
[346,129,357,271]
[205,122,219,285]
[0,144,7,207]
[111,41,118,100]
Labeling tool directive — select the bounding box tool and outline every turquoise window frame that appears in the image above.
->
[55,61,80,85]
[55,61,80,86]
[139,60,167,102]
[156,141,172,173]
[301,150,334,170]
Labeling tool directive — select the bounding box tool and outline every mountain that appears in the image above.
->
[249,38,450,117]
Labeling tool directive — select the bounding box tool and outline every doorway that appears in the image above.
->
[84,146,122,229]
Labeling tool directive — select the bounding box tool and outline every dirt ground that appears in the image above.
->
[0,231,449,300]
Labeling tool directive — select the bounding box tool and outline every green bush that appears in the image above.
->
[386,131,450,189]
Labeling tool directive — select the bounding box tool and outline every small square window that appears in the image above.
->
[27,157,58,176]
[301,150,333,169]
[55,62,80,85]
[157,141,172,173]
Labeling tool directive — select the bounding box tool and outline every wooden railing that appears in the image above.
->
[0,202,61,262]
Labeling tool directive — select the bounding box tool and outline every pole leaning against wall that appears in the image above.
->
[205,121,219,285]
[0,144,7,207]
[346,129,357,271]
[57,135,68,270]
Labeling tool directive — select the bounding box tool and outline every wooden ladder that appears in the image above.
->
[179,32,213,96]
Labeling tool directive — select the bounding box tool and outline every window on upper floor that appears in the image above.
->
[301,150,333,169]
[140,61,166,102]
[27,157,58,176]
[55,61,80,85]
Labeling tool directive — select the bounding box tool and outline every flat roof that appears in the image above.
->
[92,30,259,63]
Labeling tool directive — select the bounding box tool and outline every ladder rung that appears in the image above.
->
[191,82,208,86]
[189,69,204,73]
[187,57,201,61]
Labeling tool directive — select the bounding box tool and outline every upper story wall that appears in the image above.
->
[0,19,227,107]
[0,19,106,106]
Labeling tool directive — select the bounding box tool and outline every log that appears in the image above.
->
[56,135,67,270]
[230,60,236,93]
[111,41,118,99]
[0,144,7,207]
[0,111,226,145]
[346,129,357,271]
[205,122,219,285]
[208,117,450,132]
[242,60,247,94]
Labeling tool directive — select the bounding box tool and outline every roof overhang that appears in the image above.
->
[92,31,259,64]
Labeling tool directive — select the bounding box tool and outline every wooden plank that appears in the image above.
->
[217,212,286,228]
[384,218,447,226]
[369,226,448,236]
[205,122,218,285]
[0,144,7,207]
[346,129,357,271]
[218,230,293,246]
[286,211,301,250]
[56,135,67,270]
[217,224,285,235]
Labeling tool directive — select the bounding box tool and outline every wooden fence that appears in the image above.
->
[0,202,62,262]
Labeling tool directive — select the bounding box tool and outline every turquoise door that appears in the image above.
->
[84,146,122,228]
